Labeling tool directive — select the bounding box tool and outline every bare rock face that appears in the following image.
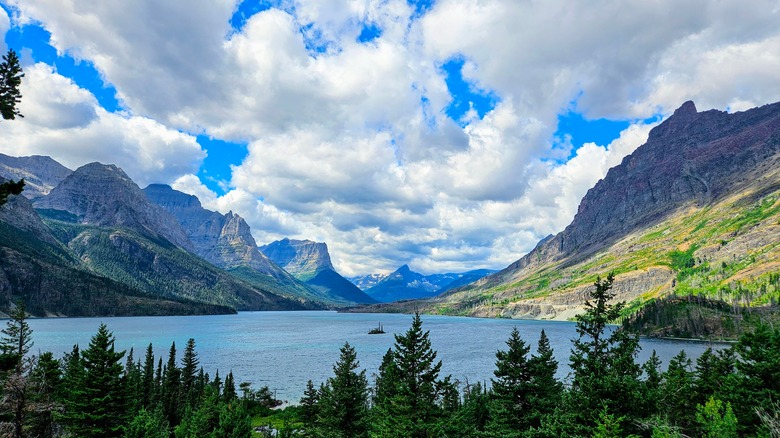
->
[144,184,288,278]
[492,101,780,284]
[33,163,193,251]
[0,153,73,199]
[260,238,335,277]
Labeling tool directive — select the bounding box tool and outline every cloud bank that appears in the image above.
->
[2,0,779,275]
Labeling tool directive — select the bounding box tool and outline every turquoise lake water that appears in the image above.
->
[25,311,725,404]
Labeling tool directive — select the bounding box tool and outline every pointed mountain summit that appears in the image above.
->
[34,163,192,250]
[261,238,377,304]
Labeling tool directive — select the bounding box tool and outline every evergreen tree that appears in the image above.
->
[66,323,126,437]
[0,301,34,438]
[527,329,563,429]
[486,327,532,436]
[181,338,199,408]
[372,313,449,437]
[0,48,24,120]
[0,48,25,207]
[125,347,142,414]
[58,345,84,430]
[27,352,62,438]
[659,350,694,431]
[0,301,33,372]
[299,379,320,430]
[141,343,156,408]
[162,342,181,427]
[223,371,237,401]
[317,342,369,438]
[569,273,643,433]
[695,397,738,438]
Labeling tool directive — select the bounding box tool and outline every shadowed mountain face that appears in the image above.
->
[261,238,377,304]
[365,101,780,319]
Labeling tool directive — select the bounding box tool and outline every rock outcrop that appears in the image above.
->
[261,238,377,304]
[0,153,73,199]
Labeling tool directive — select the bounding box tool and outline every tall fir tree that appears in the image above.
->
[0,301,34,438]
[299,379,320,431]
[526,329,563,430]
[569,273,643,434]
[141,343,156,408]
[161,342,181,427]
[27,352,62,438]
[0,48,25,207]
[486,327,532,437]
[181,338,199,408]
[372,313,449,437]
[0,301,33,372]
[317,342,370,438]
[66,324,126,437]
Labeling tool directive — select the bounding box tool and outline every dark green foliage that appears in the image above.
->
[223,371,237,401]
[0,301,33,372]
[181,338,199,408]
[141,343,156,408]
[162,342,181,426]
[486,327,532,436]
[526,329,562,429]
[299,379,319,428]
[64,324,126,437]
[316,342,370,437]
[27,352,62,438]
[0,178,24,207]
[569,273,643,433]
[659,351,695,430]
[371,313,451,437]
[126,407,169,438]
[0,48,24,120]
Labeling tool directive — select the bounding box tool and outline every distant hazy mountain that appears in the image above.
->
[363,265,496,302]
[0,153,73,199]
[261,238,377,304]
[349,273,387,291]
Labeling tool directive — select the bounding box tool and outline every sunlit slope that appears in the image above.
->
[412,101,780,320]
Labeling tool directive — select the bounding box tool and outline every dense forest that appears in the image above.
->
[1,274,779,437]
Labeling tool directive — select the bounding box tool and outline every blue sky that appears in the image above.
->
[1,0,778,275]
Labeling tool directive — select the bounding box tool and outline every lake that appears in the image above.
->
[25,311,726,404]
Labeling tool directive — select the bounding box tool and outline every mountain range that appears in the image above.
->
[354,265,496,303]
[0,157,371,315]
[361,101,780,320]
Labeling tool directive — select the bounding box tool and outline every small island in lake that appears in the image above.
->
[368,322,385,334]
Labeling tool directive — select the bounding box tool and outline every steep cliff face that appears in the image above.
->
[375,101,780,320]
[259,238,334,278]
[0,153,73,199]
[480,101,780,290]
[34,163,193,250]
[261,238,377,304]
[144,184,286,277]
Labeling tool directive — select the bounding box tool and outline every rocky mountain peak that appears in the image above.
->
[34,162,193,250]
[0,153,73,199]
[144,184,202,210]
[260,238,335,277]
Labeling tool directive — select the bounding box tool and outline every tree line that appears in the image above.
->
[1,273,780,436]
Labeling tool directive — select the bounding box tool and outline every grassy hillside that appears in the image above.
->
[416,182,780,321]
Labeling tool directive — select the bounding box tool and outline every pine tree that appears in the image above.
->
[317,342,369,438]
[141,343,156,408]
[569,273,643,433]
[0,49,24,120]
[372,313,449,437]
[125,347,142,414]
[659,350,694,431]
[161,342,181,427]
[66,323,126,437]
[223,371,237,401]
[0,301,34,438]
[0,301,33,372]
[487,326,532,436]
[527,329,563,429]
[181,338,199,408]
[299,379,320,429]
[125,407,169,438]
[27,352,62,438]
